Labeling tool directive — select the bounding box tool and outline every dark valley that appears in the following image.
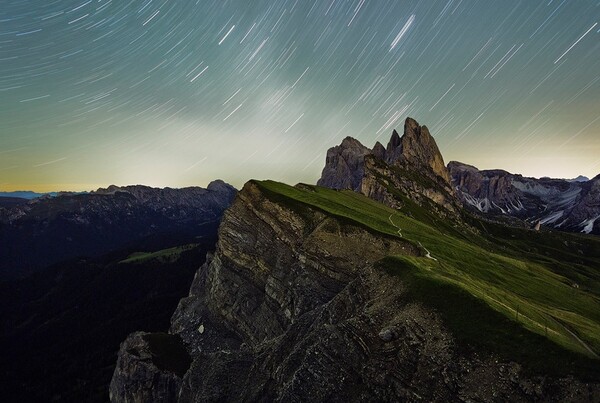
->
[0,181,236,401]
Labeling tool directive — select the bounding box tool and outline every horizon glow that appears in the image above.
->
[1,1,599,192]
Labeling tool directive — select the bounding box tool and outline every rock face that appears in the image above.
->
[449,162,600,235]
[0,180,237,280]
[317,137,372,191]
[318,117,459,218]
[110,332,190,403]
[389,118,451,183]
[111,181,599,402]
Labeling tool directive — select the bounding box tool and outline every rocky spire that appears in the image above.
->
[317,118,452,205]
[317,136,371,191]
[385,129,401,156]
[385,117,451,183]
[390,118,450,183]
[372,141,386,160]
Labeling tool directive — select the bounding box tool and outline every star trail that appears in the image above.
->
[1,0,599,191]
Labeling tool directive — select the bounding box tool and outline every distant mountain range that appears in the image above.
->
[0,191,58,199]
[0,180,236,280]
[450,162,600,234]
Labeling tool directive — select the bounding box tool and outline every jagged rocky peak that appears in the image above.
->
[385,129,402,157]
[386,117,451,183]
[371,141,386,160]
[317,117,459,215]
[317,136,371,191]
[318,117,452,191]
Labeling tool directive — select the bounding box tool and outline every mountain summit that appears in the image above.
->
[317,137,372,191]
[318,117,458,217]
[388,117,451,183]
[319,117,450,190]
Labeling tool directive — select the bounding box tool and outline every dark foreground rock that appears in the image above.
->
[110,332,190,403]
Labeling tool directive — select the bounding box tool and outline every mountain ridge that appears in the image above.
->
[317,116,599,236]
[109,117,600,401]
[110,180,600,402]
[0,180,237,280]
[449,161,600,235]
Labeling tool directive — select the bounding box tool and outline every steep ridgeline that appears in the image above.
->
[318,117,459,219]
[449,162,600,235]
[0,180,236,280]
[111,181,600,402]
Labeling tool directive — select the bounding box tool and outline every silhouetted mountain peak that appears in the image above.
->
[339,136,368,149]
[383,117,450,183]
[317,135,371,191]
[386,129,402,152]
[372,141,386,160]
[568,175,590,183]
[207,179,236,193]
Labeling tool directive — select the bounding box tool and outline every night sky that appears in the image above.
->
[1,1,599,192]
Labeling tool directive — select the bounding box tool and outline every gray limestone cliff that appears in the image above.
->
[318,117,459,218]
[449,162,600,235]
[317,136,372,191]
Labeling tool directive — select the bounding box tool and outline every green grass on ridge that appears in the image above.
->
[119,244,199,264]
[254,180,600,377]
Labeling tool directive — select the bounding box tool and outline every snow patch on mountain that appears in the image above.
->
[450,161,599,235]
[539,210,564,225]
[463,193,491,212]
[580,216,600,234]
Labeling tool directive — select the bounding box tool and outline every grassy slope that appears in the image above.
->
[255,180,600,377]
[119,244,199,264]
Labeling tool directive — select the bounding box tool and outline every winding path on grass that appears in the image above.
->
[389,213,438,261]
[388,214,403,237]
[484,293,598,359]
[555,318,599,359]
[417,241,438,261]
[388,213,597,357]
